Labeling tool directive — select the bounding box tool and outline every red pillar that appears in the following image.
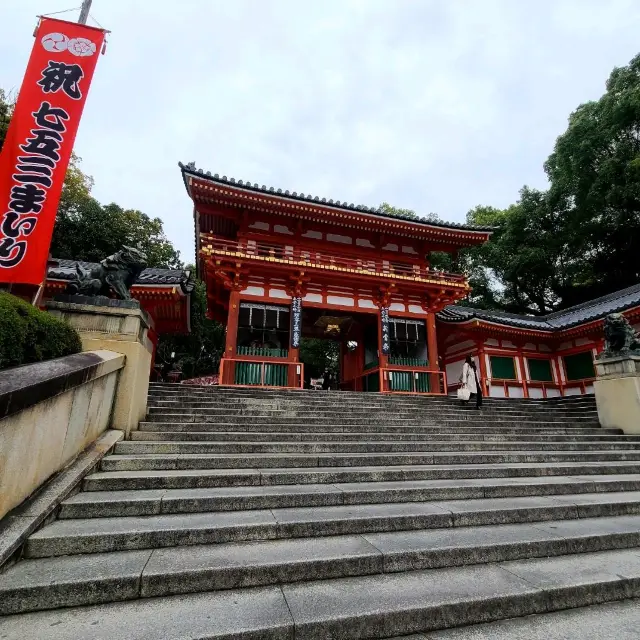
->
[426,312,440,392]
[477,340,488,397]
[517,349,529,398]
[222,289,241,384]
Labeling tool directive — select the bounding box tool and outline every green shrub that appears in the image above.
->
[0,293,82,370]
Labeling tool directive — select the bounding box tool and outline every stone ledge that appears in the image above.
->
[0,350,125,420]
[596,353,640,379]
[0,430,123,571]
[47,298,152,328]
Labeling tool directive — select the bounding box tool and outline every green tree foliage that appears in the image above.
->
[543,52,640,304]
[378,202,442,223]
[299,338,340,382]
[0,293,81,370]
[51,159,182,269]
[0,88,13,152]
[456,52,640,314]
[156,276,225,379]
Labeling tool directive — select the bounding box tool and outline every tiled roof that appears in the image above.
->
[438,283,640,332]
[48,259,195,294]
[179,162,494,233]
[438,305,549,330]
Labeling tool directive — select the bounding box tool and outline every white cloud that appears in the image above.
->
[1,0,639,262]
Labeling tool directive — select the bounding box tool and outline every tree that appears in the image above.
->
[299,338,340,382]
[50,157,181,268]
[543,52,640,304]
[0,88,13,152]
[378,202,442,223]
[157,276,225,378]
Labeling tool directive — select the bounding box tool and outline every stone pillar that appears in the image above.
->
[46,296,154,437]
[594,354,640,435]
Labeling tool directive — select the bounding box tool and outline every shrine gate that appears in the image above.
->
[180,162,492,394]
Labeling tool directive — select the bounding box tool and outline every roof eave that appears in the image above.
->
[180,163,494,239]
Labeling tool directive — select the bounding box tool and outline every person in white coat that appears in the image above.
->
[461,355,482,409]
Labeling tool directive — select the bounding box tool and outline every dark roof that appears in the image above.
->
[48,259,195,294]
[438,283,640,332]
[179,161,494,234]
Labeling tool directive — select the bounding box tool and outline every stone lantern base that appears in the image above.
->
[594,354,640,435]
[46,295,154,436]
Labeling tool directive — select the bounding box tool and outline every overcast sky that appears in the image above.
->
[1,0,639,262]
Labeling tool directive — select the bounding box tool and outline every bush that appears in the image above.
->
[0,293,82,370]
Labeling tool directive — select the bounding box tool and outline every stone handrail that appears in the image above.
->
[0,350,125,519]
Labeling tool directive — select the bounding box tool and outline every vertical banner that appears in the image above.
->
[0,17,106,284]
[380,307,390,355]
[291,297,302,348]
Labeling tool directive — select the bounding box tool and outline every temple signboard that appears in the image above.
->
[291,297,302,348]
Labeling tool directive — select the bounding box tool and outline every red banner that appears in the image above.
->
[0,17,105,285]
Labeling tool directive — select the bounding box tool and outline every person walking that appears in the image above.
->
[461,355,483,409]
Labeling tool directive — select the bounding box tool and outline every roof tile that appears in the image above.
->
[179,162,493,233]
[438,283,640,332]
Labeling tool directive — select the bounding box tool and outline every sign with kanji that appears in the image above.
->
[0,17,106,284]
[291,297,302,348]
[380,307,390,355]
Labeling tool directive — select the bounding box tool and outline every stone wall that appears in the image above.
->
[0,350,124,519]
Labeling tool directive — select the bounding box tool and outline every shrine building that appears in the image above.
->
[180,161,492,394]
[180,162,640,399]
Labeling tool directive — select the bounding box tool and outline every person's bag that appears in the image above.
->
[457,386,471,401]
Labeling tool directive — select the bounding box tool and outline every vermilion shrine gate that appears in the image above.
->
[180,162,491,394]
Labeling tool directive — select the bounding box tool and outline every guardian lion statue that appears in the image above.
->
[65,246,148,300]
[601,313,640,358]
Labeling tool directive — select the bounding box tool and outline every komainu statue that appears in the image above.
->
[65,247,148,300]
[600,313,640,358]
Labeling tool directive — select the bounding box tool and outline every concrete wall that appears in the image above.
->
[0,350,124,519]
[46,299,152,436]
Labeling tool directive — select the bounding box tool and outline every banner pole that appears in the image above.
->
[78,0,93,25]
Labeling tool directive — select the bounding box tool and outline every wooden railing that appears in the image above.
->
[219,358,304,388]
[388,356,429,367]
[382,367,447,395]
[203,237,467,287]
[447,377,596,398]
[237,346,288,358]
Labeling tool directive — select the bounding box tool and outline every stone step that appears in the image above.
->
[100,450,640,472]
[130,429,633,443]
[146,401,598,415]
[147,384,596,400]
[60,475,640,518]
[23,491,640,557]
[113,440,640,456]
[84,462,640,491]
[138,421,615,434]
[146,395,598,410]
[0,548,637,639]
[147,411,600,423]
[2,515,640,615]
[144,415,602,430]
[146,397,598,409]
[421,599,640,639]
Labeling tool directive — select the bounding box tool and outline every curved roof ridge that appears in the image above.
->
[179,161,494,233]
[438,282,640,331]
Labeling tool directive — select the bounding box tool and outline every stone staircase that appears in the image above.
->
[2,384,640,638]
